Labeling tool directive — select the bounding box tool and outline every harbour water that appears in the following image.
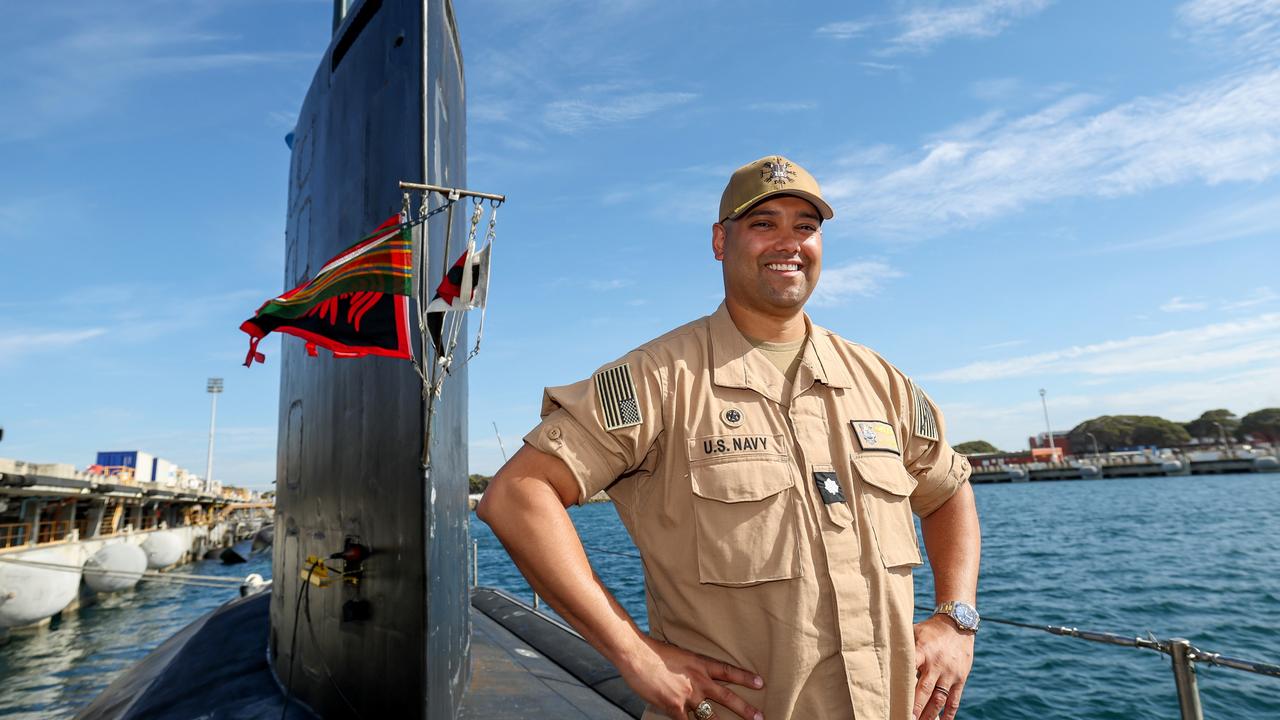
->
[0,550,272,719]
[2,474,1273,718]
[471,472,1279,718]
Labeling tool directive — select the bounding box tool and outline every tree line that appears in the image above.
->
[956,407,1280,455]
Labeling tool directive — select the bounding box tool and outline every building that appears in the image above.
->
[1029,431,1073,454]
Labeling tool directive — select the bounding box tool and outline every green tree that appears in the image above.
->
[1239,408,1280,444]
[469,474,492,494]
[954,440,1001,455]
[1183,409,1240,441]
[1068,415,1191,451]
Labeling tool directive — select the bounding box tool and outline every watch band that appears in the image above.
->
[933,600,980,632]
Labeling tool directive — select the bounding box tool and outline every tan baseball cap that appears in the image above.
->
[718,154,834,223]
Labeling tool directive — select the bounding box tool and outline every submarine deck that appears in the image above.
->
[76,587,641,719]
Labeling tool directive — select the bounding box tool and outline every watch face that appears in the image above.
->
[953,603,979,628]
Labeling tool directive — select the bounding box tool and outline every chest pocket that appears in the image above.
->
[689,458,802,586]
[852,454,923,568]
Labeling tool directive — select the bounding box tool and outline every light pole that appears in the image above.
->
[1213,420,1232,458]
[1039,389,1055,461]
[206,378,223,493]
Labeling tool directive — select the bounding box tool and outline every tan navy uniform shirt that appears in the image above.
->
[525,304,971,720]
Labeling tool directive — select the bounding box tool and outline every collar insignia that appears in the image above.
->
[813,471,846,504]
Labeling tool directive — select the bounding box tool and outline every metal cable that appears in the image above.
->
[0,556,245,589]
[914,605,1280,679]
[483,542,1280,680]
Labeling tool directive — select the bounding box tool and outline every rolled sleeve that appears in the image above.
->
[910,447,970,518]
[524,408,627,504]
[522,349,665,505]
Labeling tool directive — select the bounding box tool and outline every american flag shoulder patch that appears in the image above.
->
[909,379,940,442]
[594,363,643,431]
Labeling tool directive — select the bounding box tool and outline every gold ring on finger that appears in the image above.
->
[694,699,715,719]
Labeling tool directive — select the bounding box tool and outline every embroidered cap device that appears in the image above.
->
[718,154,835,223]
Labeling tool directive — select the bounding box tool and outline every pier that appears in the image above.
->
[970,449,1279,484]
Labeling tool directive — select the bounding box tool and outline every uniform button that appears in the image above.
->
[548,427,562,441]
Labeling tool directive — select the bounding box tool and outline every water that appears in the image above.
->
[2,476,1273,718]
[470,473,1280,718]
[0,548,271,719]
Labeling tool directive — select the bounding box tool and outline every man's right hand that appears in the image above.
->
[618,635,765,720]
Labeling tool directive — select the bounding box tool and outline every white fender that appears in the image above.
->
[84,542,148,593]
[140,531,185,569]
[0,547,82,628]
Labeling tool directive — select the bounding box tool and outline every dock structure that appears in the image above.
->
[970,449,1279,484]
[0,458,270,633]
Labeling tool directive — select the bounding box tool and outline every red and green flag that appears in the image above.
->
[240,216,415,366]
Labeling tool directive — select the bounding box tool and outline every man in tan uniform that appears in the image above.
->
[478,156,981,720]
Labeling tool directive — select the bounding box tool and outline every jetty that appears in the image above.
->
[0,455,271,634]
[969,448,1279,484]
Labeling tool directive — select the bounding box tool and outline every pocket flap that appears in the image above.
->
[690,459,794,503]
[852,455,918,497]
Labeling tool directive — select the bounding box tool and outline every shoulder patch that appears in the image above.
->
[594,363,643,431]
[909,379,940,442]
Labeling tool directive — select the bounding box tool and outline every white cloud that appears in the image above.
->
[889,0,1053,54]
[1178,0,1280,62]
[1222,286,1279,309]
[816,1,1050,54]
[810,261,903,306]
[746,101,818,113]
[1161,296,1208,312]
[589,279,633,291]
[824,67,1280,239]
[1106,193,1280,252]
[926,313,1280,382]
[0,5,314,142]
[859,61,903,73]
[543,91,698,133]
[815,20,875,40]
[0,329,107,361]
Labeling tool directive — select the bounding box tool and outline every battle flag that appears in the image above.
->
[425,243,490,356]
[240,216,416,366]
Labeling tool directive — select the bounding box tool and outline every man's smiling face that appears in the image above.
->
[713,195,823,319]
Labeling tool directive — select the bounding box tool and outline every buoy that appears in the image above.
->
[240,573,268,597]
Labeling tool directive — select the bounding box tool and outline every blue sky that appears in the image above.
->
[2,0,1278,489]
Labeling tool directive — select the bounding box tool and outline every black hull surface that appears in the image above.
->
[271,1,469,717]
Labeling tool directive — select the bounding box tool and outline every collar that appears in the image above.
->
[708,303,854,401]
